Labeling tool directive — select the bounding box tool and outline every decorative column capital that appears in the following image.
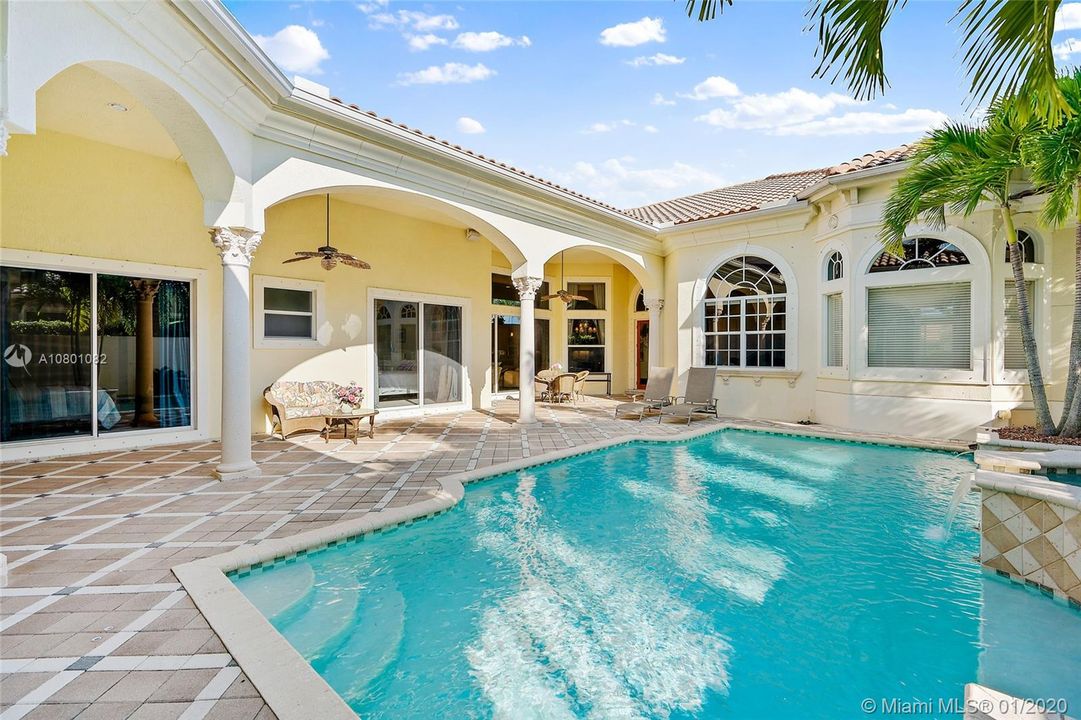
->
[645,298,665,312]
[131,279,161,301]
[210,227,261,267]
[512,276,544,301]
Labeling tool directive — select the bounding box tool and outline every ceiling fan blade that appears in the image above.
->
[282,256,314,264]
[568,295,589,302]
[340,257,371,269]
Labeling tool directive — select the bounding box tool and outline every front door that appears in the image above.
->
[635,320,649,389]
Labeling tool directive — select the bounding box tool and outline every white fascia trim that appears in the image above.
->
[657,200,815,253]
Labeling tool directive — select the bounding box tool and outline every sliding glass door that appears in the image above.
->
[1,265,193,444]
[374,298,464,409]
[491,315,550,392]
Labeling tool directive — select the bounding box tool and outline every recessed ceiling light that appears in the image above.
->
[106,102,128,112]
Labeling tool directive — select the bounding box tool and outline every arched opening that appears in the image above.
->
[703,255,790,369]
[1,62,234,455]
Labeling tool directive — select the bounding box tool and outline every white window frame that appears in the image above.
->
[367,286,472,417]
[819,245,848,377]
[995,227,1049,385]
[564,276,610,374]
[253,275,326,349]
[695,250,799,373]
[0,248,209,461]
[853,227,989,384]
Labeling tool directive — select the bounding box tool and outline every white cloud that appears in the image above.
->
[626,52,685,67]
[774,108,949,136]
[583,119,636,134]
[651,92,676,106]
[681,76,741,100]
[1054,37,1081,60]
[253,25,330,75]
[407,33,447,51]
[643,125,659,133]
[599,17,666,47]
[456,116,486,134]
[547,158,724,207]
[368,9,459,32]
[453,31,531,52]
[695,88,860,129]
[397,62,495,85]
[1056,3,1081,31]
[310,19,326,28]
[355,0,388,13]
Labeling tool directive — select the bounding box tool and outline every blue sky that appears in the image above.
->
[224,0,1081,208]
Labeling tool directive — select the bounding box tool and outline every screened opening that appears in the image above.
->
[704,256,788,368]
[869,238,970,273]
[867,283,972,369]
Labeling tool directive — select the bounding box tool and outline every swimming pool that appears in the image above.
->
[232,430,1081,719]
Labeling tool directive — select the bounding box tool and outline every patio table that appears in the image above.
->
[321,409,378,443]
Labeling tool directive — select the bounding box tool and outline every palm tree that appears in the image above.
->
[879,106,1058,435]
[1028,68,1081,435]
[685,0,1069,122]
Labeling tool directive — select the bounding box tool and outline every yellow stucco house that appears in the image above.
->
[0,0,1073,478]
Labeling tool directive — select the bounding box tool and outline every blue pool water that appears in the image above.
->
[233,431,1081,719]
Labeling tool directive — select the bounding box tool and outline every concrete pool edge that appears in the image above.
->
[172,421,970,720]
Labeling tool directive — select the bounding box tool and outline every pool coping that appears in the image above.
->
[171,422,969,720]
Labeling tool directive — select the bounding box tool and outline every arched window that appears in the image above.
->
[704,256,788,368]
[376,305,392,321]
[869,237,970,272]
[400,303,417,319]
[826,251,844,281]
[1003,230,1037,264]
[865,238,973,370]
[635,290,646,313]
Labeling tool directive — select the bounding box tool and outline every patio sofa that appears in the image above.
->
[264,381,351,439]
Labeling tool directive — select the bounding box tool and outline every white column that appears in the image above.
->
[646,297,664,369]
[211,227,261,480]
[513,276,544,425]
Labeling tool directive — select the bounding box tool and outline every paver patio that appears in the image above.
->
[0,398,727,720]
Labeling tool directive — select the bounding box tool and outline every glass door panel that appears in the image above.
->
[1,267,94,442]
[375,300,419,407]
[96,276,192,433]
[492,315,549,393]
[422,304,462,404]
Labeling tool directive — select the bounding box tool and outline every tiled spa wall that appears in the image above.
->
[979,488,1081,608]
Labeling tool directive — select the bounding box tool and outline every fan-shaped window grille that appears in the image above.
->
[400,303,417,319]
[1003,230,1037,264]
[869,238,970,273]
[826,251,844,281]
[703,256,788,368]
[376,305,392,321]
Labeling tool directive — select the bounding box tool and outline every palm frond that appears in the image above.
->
[806,0,904,100]
[684,0,733,21]
[954,0,1068,124]
[1028,68,1081,225]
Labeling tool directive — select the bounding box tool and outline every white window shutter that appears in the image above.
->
[867,283,971,369]
[1003,280,1034,370]
[826,293,843,367]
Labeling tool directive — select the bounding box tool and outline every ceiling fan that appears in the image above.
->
[283,194,372,271]
[541,250,587,303]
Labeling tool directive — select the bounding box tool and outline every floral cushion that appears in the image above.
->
[268,381,342,419]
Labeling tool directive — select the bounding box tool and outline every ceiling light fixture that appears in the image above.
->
[107,102,129,112]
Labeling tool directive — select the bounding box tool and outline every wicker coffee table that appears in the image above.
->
[321,409,378,444]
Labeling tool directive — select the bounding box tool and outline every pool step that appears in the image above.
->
[278,580,361,664]
[234,563,316,622]
[320,573,406,703]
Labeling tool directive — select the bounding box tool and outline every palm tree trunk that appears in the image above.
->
[1004,208,1056,435]
[1058,212,1081,436]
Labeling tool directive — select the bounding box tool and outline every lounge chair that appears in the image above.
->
[614,366,674,420]
[657,367,718,423]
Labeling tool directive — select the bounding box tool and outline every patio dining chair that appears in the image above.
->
[535,367,560,402]
[614,366,674,421]
[549,373,577,404]
[657,367,719,423]
[572,370,590,404]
